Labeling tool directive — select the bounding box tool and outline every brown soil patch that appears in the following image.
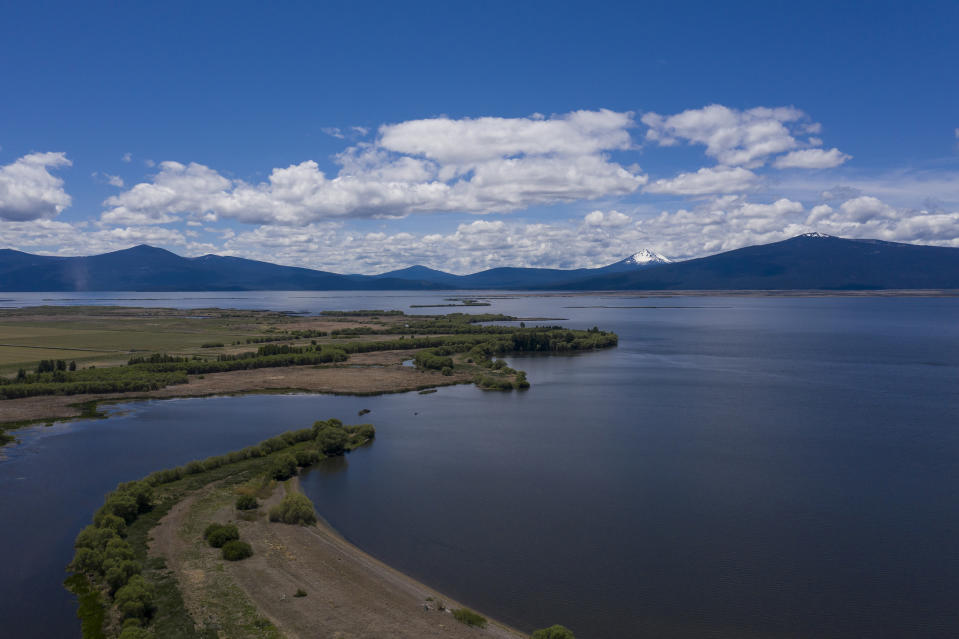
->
[152,480,526,639]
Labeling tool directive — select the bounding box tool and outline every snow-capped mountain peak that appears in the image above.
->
[625,249,673,265]
[799,232,832,238]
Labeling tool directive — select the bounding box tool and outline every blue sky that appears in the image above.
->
[1,1,957,273]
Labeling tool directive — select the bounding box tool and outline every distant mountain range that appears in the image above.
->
[1,234,957,291]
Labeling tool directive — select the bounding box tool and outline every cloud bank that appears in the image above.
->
[100,110,647,226]
[2,104,957,274]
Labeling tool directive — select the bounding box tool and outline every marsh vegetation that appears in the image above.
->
[0,307,616,438]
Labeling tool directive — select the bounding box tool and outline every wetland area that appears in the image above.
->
[1,292,958,638]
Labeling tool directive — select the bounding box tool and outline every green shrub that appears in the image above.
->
[221,540,253,561]
[118,627,150,639]
[452,608,487,628]
[98,493,138,524]
[294,447,320,467]
[351,423,376,442]
[235,494,258,511]
[315,425,348,456]
[204,523,240,548]
[531,625,576,639]
[294,588,307,597]
[268,492,317,525]
[269,453,298,480]
[414,350,454,371]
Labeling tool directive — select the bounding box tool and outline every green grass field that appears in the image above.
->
[0,307,289,374]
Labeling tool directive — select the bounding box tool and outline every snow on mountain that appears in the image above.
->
[624,248,673,266]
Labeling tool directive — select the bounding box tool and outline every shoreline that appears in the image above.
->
[0,357,475,444]
[151,473,528,638]
[290,476,528,638]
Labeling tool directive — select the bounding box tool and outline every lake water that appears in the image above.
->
[1,292,958,638]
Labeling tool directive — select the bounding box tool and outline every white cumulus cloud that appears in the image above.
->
[774,148,851,169]
[584,210,631,227]
[644,166,759,195]
[0,152,73,221]
[100,110,647,225]
[642,104,846,169]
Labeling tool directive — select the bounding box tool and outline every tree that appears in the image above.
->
[69,547,104,574]
[315,426,348,456]
[269,453,298,480]
[104,559,141,593]
[114,575,154,621]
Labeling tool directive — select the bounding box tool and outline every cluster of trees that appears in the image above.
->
[0,367,189,400]
[413,350,454,371]
[244,328,328,344]
[140,346,349,373]
[313,418,375,456]
[68,480,157,633]
[320,309,404,316]
[36,359,77,373]
[0,346,349,399]
[127,353,193,365]
[330,326,377,336]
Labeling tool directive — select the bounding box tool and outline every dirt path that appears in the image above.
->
[151,479,527,639]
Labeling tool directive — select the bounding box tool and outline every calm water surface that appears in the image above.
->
[1,292,958,638]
